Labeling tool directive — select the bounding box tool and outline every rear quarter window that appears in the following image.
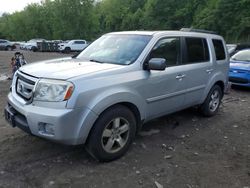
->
[185,37,209,63]
[212,39,226,60]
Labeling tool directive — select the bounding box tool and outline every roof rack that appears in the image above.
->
[180,28,217,34]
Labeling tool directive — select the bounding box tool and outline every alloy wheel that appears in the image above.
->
[101,117,130,153]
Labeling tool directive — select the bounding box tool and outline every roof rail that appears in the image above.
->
[180,28,217,34]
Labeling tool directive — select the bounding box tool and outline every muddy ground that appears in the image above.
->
[0,50,249,188]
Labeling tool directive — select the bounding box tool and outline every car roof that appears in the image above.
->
[108,30,222,39]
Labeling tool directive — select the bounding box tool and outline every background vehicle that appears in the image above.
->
[226,44,237,55]
[22,39,46,51]
[229,49,250,87]
[5,30,229,162]
[58,40,88,53]
[0,39,16,51]
[227,43,250,56]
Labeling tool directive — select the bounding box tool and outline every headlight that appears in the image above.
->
[34,79,74,102]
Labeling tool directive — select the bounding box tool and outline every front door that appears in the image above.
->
[139,37,187,119]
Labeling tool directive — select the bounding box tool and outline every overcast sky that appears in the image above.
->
[0,0,42,15]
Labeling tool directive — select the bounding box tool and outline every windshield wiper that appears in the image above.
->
[89,59,106,64]
[72,52,81,59]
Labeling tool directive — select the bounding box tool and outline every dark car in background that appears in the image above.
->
[227,43,250,56]
[0,39,16,51]
[229,49,250,87]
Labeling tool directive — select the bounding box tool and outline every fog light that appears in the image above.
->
[38,122,55,136]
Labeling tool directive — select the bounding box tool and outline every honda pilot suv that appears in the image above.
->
[5,29,229,161]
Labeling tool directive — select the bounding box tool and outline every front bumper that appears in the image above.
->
[4,105,31,134]
[58,46,65,51]
[5,93,98,145]
[229,72,250,87]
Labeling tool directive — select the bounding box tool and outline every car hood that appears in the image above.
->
[19,58,123,79]
[230,60,250,70]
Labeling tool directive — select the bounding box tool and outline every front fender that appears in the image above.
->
[74,87,147,144]
[87,88,146,120]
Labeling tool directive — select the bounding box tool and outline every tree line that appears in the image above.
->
[0,0,249,43]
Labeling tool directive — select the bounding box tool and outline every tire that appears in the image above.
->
[200,85,223,117]
[64,47,71,53]
[31,46,38,52]
[6,46,12,51]
[86,105,136,162]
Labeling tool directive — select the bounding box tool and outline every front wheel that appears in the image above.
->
[31,46,38,52]
[6,46,12,51]
[64,47,71,53]
[200,85,222,117]
[86,105,136,162]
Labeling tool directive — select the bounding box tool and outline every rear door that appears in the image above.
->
[72,40,85,51]
[181,37,213,107]
[70,41,78,51]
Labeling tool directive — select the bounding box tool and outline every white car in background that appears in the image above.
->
[0,39,16,51]
[22,39,46,51]
[58,40,88,53]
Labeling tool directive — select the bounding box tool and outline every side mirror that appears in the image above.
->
[147,58,167,71]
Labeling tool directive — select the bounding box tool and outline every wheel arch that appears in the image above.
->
[76,91,146,144]
[103,102,143,133]
[201,72,227,103]
[214,80,225,95]
[83,101,143,146]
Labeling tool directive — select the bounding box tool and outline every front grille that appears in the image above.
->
[229,77,248,84]
[15,72,37,101]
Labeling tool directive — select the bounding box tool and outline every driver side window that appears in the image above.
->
[150,37,180,66]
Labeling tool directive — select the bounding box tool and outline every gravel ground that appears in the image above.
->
[0,50,249,188]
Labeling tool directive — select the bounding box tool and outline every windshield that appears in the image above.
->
[231,50,250,62]
[77,34,152,65]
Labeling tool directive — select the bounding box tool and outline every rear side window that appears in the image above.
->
[185,37,209,63]
[74,41,85,44]
[212,39,226,60]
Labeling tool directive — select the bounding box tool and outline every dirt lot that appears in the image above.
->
[0,50,249,188]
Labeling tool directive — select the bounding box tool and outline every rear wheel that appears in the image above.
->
[200,85,222,117]
[86,105,136,162]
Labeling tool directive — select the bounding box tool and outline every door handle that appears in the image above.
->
[176,74,186,80]
[206,69,214,74]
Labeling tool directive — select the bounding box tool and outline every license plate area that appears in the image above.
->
[4,106,16,127]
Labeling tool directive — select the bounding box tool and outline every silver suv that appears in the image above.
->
[5,30,229,161]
